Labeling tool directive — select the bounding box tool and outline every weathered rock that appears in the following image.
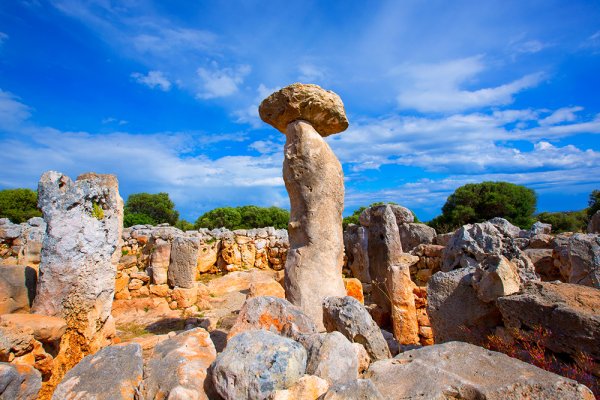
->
[386,257,420,345]
[259,83,348,136]
[301,332,358,385]
[365,341,594,399]
[0,264,37,314]
[398,223,436,252]
[52,343,143,400]
[588,210,600,233]
[197,241,219,272]
[142,328,216,400]
[488,217,525,238]
[497,281,600,361]
[427,267,502,343]
[434,232,454,247]
[472,255,521,303]
[524,248,560,281]
[0,314,66,344]
[322,296,391,361]
[343,224,370,283]
[343,278,364,304]
[352,343,370,373]
[149,238,170,284]
[529,234,554,249]
[228,296,317,340]
[0,324,35,360]
[168,236,200,289]
[442,220,538,283]
[171,286,198,308]
[207,270,276,297]
[270,375,328,400]
[531,221,552,235]
[320,379,385,400]
[380,329,400,357]
[367,204,403,318]
[567,234,600,288]
[212,330,307,400]
[0,362,42,400]
[282,119,347,330]
[248,280,285,299]
[359,204,414,228]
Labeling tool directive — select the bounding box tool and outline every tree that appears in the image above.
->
[0,188,42,223]
[342,202,419,228]
[175,219,195,231]
[588,190,600,219]
[428,181,537,232]
[123,192,179,227]
[194,206,289,230]
[536,211,587,233]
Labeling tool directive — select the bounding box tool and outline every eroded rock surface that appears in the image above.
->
[0,362,42,400]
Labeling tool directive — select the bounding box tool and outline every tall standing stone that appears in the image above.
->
[259,83,348,330]
[32,171,123,399]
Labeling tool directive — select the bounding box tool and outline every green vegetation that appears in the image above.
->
[587,189,600,219]
[342,202,420,228]
[0,188,42,223]
[175,219,195,231]
[194,205,289,230]
[536,210,587,233]
[428,181,537,233]
[91,202,104,220]
[123,192,179,227]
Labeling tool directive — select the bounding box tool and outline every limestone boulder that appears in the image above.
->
[531,221,552,235]
[0,362,42,400]
[427,267,502,343]
[301,332,358,385]
[142,328,216,400]
[207,270,276,297]
[386,258,420,345]
[228,296,317,341]
[398,223,436,252]
[497,281,600,361]
[528,233,554,249]
[149,238,170,285]
[0,264,37,314]
[248,280,285,299]
[168,236,200,289]
[365,341,594,399]
[322,296,391,361]
[212,330,307,400]
[343,224,370,283]
[282,120,347,330]
[358,204,414,227]
[52,343,143,400]
[259,83,348,136]
[343,278,364,304]
[472,255,521,303]
[524,248,560,281]
[320,379,385,400]
[0,314,66,344]
[197,241,219,273]
[588,210,600,233]
[0,322,35,360]
[566,233,600,288]
[270,375,329,400]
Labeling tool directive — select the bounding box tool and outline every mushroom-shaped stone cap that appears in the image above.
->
[259,83,348,137]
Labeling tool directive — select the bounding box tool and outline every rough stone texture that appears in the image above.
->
[282,120,347,330]
[0,314,66,344]
[322,296,391,361]
[142,328,216,400]
[0,324,35,360]
[212,330,307,400]
[427,267,502,343]
[320,379,385,400]
[0,362,42,400]
[168,236,200,289]
[524,248,560,281]
[398,223,436,253]
[528,234,554,249]
[0,217,45,267]
[31,171,123,400]
[248,280,286,299]
[343,224,370,283]
[359,204,415,228]
[197,241,220,273]
[343,278,364,304]
[365,341,594,400]
[52,343,143,400]
[531,221,552,235]
[442,220,538,284]
[301,332,358,385]
[367,204,403,319]
[352,343,370,374]
[149,238,170,285]
[0,264,37,314]
[228,296,317,341]
[472,255,521,303]
[588,210,600,233]
[259,83,348,137]
[386,258,420,345]
[497,281,600,361]
[566,234,600,288]
[270,375,329,400]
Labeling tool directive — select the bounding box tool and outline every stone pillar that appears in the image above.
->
[32,171,123,399]
[259,83,348,330]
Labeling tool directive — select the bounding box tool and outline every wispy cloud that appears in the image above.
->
[102,117,128,126]
[196,62,251,99]
[298,64,326,83]
[131,70,172,91]
[0,89,31,130]
[393,56,544,113]
[0,32,8,46]
[233,83,279,128]
[538,106,583,126]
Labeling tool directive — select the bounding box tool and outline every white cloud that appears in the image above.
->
[196,62,251,99]
[102,117,128,125]
[0,89,31,130]
[515,39,548,54]
[131,70,172,91]
[539,106,583,126]
[298,64,326,83]
[233,83,279,128]
[393,56,544,113]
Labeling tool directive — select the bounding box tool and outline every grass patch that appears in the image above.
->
[116,322,151,340]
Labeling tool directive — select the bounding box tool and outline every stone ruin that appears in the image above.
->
[0,84,598,399]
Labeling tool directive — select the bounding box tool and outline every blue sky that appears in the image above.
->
[1,0,599,222]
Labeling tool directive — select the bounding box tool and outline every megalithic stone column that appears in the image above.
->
[32,171,123,399]
[259,83,348,330]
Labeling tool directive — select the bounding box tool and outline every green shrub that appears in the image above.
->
[123,192,179,227]
[194,205,289,230]
[0,188,42,223]
[536,210,587,233]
